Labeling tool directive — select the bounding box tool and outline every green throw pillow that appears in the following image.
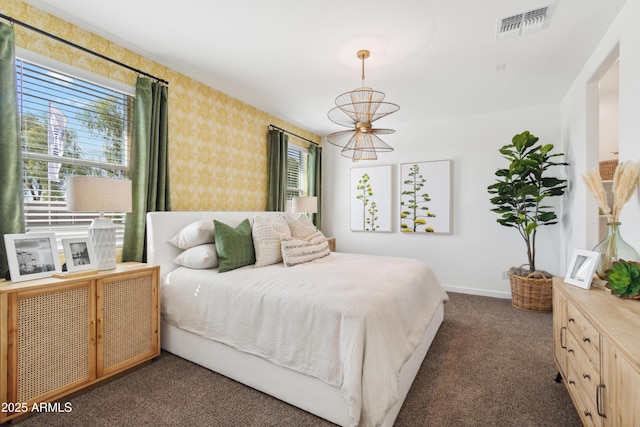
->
[214,218,255,272]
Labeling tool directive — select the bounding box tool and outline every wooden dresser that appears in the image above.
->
[0,263,160,423]
[553,277,640,426]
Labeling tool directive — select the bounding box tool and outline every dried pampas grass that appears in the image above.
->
[612,161,640,220]
[582,160,640,223]
[582,169,612,221]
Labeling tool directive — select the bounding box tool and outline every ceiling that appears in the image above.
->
[20,0,627,137]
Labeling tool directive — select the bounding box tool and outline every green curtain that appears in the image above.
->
[0,22,25,277]
[123,77,170,262]
[267,129,288,211]
[308,144,322,229]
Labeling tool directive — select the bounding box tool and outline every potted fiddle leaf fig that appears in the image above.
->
[487,130,568,312]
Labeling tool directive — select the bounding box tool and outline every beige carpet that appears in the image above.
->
[16,292,581,426]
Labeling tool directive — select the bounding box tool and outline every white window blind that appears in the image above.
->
[287,145,308,202]
[16,58,133,247]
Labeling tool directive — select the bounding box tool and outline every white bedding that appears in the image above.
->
[162,251,448,427]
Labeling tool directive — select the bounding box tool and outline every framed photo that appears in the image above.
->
[3,233,62,282]
[62,237,98,272]
[350,165,393,232]
[400,160,452,234]
[564,249,601,289]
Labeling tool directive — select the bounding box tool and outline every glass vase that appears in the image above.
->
[593,222,640,279]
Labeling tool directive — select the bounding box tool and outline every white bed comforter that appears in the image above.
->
[161,252,448,427]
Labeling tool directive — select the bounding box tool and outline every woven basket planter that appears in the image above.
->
[508,269,553,312]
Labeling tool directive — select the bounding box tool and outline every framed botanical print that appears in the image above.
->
[400,160,452,234]
[350,165,393,232]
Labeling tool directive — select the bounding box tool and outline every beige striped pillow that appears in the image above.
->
[281,231,330,267]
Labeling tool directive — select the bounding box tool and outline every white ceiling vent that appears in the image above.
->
[496,4,554,40]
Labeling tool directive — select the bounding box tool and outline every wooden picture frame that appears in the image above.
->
[564,249,601,289]
[3,233,61,282]
[62,237,98,272]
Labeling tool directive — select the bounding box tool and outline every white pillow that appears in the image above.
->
[168,219,215,249]
[284,214,316,239]
[172,244,218,269]
[252,215,292,267]
[281,230,330,267]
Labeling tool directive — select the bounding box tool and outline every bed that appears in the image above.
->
[146,211,448,427]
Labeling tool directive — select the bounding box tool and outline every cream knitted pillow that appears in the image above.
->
[284,214,316,239]
[252,215,291,267]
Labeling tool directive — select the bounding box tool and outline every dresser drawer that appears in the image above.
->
[566,356,601,427]
[566,363,601,427]
[567,332,601,401]
[567,300,600,368]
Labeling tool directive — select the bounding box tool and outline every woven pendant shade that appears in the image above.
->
[326,50,399,161]
[328,88,399,128]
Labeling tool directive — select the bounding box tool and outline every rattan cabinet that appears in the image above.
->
[0,263,159,423]
[553,278,640,426]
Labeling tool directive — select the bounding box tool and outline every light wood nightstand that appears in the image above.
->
[0,263,160,423]
[326,237,336,252]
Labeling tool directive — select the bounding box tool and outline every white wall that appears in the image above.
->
[562,0,640,268]
[598,62,619,162]
[322,104,561,298]
[322,0,640,298]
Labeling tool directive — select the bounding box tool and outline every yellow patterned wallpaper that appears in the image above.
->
[4,0,321,211]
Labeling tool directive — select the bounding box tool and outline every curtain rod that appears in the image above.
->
[0,12,169,85]
[268,124,318,146]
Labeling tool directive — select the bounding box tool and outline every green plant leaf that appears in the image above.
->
[606,262,632,295]
[487,130,567,271]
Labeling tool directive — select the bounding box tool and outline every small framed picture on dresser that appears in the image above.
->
[62,237,98,272]
[4,233,62,282]
[564,249,601,289]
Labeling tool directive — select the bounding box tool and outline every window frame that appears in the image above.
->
[286,144,309,209]
[15,50,135,248]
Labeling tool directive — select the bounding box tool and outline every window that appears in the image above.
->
[15,58,133,246]
[286,145,309,206]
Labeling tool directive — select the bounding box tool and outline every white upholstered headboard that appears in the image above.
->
[146,211,282,277]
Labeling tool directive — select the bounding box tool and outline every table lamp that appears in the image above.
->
[66,176,132,270]
[292,196,317,216]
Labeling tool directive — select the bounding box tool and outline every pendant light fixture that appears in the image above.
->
[327,49,399,161]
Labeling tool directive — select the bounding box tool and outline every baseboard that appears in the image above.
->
[441,284,511,300]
